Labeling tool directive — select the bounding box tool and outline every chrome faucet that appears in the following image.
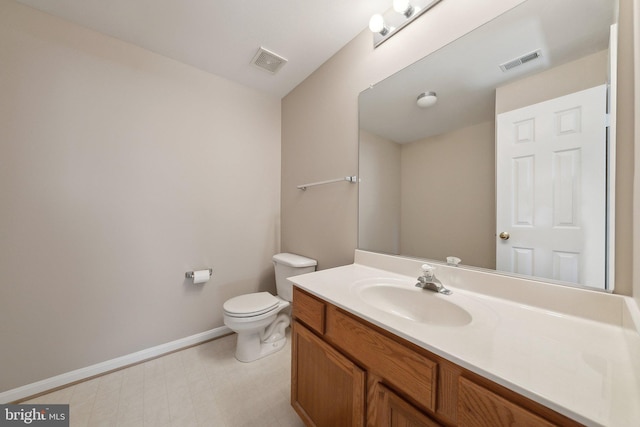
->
[415,264,452,295]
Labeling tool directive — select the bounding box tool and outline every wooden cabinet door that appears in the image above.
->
[372,383,442,427]
[291,321,366,427]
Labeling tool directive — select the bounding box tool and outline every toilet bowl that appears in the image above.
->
[223,253,317,362]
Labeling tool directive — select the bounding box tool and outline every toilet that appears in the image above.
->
[223,253,317,362]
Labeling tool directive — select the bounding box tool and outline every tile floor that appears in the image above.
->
[24,333,305,427]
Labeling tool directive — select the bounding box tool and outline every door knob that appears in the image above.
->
[499,231,510,240]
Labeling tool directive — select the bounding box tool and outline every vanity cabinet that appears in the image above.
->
[291,287,583,427]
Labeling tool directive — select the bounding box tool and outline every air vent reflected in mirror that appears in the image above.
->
[499,49,542,72]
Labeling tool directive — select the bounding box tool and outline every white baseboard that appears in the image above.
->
[0,326,232,404]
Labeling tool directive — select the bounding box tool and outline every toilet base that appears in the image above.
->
[235,334,287,363]
[233,313,290,363]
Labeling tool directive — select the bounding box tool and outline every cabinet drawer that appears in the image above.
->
[293,287,326,335]
[326,306,438,412]
[458,377,555,427]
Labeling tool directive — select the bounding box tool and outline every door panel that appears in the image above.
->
[496,85,606,288]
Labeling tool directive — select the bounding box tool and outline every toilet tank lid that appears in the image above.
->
[272,253,317,268]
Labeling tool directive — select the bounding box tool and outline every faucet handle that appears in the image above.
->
[421,264,435,278]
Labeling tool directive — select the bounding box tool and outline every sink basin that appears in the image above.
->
[350,279,472,327]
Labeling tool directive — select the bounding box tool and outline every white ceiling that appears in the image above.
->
[14,0,391,98]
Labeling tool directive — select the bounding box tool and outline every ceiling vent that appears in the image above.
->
[499,49,542,72]
[251,47,287,74]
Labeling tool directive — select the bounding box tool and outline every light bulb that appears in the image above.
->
[393,0,410,13]
[393,0,415,17]
[368,14,386,34]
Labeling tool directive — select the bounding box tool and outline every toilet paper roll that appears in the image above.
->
[192,269,211,284]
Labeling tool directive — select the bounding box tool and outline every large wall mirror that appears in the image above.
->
[358,0,618,291]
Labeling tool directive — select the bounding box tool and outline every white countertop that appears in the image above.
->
[290,251,640,427]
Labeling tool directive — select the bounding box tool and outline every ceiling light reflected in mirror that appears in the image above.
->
[416,91,437,108]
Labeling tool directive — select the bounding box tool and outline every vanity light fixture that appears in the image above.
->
[417,91,437,108]
[369,0,443,48]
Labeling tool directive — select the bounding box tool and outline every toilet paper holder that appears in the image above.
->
[185,268,213,279]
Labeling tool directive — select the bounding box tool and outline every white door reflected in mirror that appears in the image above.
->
[496,85,607,289]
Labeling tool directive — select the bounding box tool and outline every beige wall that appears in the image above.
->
[616,0,636,298]
[0,0,281,393]
[358,130,401,254]
[282,0,636,298]
[282,0,526,270]
[634,0,640,308]
[400,121,496,269]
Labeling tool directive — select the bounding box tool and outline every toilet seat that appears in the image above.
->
[223,292,280,318]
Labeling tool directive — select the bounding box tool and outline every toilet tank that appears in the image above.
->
[272,253,317,302]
